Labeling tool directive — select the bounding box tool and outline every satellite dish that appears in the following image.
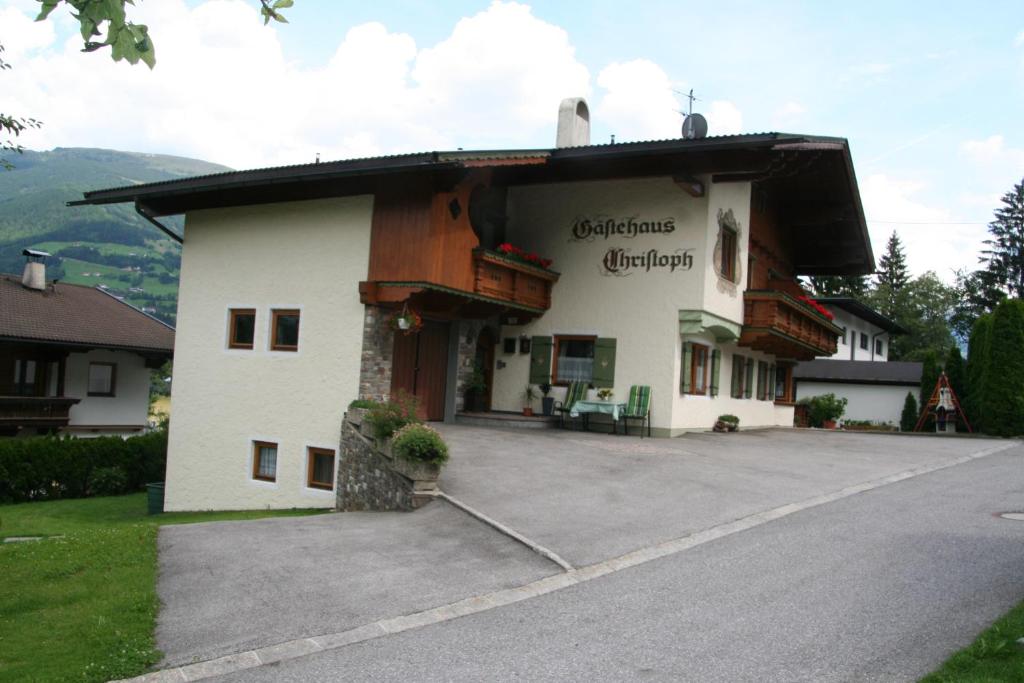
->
[682,113,708,140]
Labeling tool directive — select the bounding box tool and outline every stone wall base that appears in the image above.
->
[336,415,434,511]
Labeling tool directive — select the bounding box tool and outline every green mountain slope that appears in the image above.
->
[0,148,230,325]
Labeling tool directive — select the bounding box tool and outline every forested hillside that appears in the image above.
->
[0,148,230,325]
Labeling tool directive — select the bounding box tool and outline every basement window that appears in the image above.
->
[271,309,301,352]
[253,441,278,482]
[307,447,335,490]
[228,309,256,349]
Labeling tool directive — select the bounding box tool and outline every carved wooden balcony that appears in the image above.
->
[739,290,841,360]
[0,396,81,428]
[472,248,559,312]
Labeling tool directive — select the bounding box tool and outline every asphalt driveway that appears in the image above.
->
[436,426,1007,566]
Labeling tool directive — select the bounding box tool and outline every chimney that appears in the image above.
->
[21,249,49,291]
[556,97,590,148]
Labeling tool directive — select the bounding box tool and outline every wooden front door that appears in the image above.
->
[390,320,450,421]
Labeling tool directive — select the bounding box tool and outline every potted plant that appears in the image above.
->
[523,385,537,416]
[389,423,449,487]
[596,388,614,401]
[464,363,487,413]
[388,307,423,336]
[714,414,740,432]
[539,382,554,416]
[800,393,847,429]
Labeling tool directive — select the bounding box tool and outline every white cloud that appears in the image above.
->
[4,0,591,168]
[0,6,55,59]
[860,174,987,281]
[594,59,679,141]
[705,100,743,135]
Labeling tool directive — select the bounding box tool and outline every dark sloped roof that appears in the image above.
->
[814,297,906,334]
[0,275,174,355]
[793,359,922,385]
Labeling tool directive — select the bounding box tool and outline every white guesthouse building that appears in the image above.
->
[74,100,875,510]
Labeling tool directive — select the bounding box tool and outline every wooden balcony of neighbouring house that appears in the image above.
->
[739,290,841,360]
[0,396,81,432]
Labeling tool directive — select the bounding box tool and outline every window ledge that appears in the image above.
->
[774,400,795,407]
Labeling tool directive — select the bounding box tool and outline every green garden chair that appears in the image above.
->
[621,385,652,438]
[554,381,588,429]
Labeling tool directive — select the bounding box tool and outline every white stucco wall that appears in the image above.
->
[164,196,373,511]
[490,177,790,433]
[65,349,151,430]
[794,381,917,424]
[825,309,889,361]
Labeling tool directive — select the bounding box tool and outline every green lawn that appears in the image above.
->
[921,600,1024,682]
[0,494,326,682]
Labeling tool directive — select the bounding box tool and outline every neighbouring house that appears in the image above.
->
[73,98,874,510]
[0,251,174,437]
[793,297,921,424]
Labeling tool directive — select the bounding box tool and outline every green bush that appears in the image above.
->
[900,392,918,432]
[347,398,380,410]
[88,466,129,496]
[966,314,993,432]
[717,414,739,424]
[365,391,421,440]
[0,429,167,503]
[798,393,847,428]
[391,423,449,466]
[982,299,1024,436]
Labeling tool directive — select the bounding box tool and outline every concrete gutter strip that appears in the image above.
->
[116,441,1018,683]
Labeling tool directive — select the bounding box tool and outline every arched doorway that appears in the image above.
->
[474,327,496,412]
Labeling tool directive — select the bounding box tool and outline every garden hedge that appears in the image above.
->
[965,313,993,433]
[982,299,1024,436]
[0,429,167,503]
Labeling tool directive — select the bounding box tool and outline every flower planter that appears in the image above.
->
[522,407,534,417]
[389,455,441,487]
[541,397,554,416]
[822,419,837,430]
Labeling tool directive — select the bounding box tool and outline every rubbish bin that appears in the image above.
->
[146,482,165,515]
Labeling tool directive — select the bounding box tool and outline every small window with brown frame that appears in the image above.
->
[552,335,596,385]
[252,441,278,482]
[87,362,117,397]
[307,447,335,490]
[774,366,793,404]
[228,308,256,349]
[271,309,301,352]
[720,227,737,282]
[687,343,709,395]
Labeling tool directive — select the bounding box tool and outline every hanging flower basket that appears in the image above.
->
[389,308,423,335]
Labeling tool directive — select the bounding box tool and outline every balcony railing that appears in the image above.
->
[472,248,559,312]
[740,290,841,360]
[0,396,81,428]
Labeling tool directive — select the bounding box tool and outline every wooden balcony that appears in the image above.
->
[739,290,841,360]
[472,248,559,311]
[0,396,81,429]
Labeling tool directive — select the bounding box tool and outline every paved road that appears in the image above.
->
[213,447,1024,682]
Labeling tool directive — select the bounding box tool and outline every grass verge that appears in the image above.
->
[921,599,1024,682]
[0,494,326,682]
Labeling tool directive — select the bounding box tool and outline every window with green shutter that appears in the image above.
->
[529,336,553,384]
[710,349,721,397]
[592,338,616,388]
[681,342,692,394]
[757,361,769,400]
[744,358,754,399]
[731,354,744,398]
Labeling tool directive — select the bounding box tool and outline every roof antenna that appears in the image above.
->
[315,153,320,164]
[673,88,708,140]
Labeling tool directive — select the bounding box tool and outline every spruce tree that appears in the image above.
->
[944,346,966,406]
[981,299,1024,436]
[875,231,910,317]
[965,314,993,432]
[980,179,1024,298]
[918,350,940,411]
[900,392,918,432]
[806,275,870,299]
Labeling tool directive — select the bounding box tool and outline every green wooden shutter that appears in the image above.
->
[592,338,616,388]
[731,354,742,398]
[744,358,754,398]
[681,342,693,394]
[529,336,552,384]
[768,364,776,401]
[710,349,721,397]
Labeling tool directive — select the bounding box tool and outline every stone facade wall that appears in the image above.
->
[336,414,433,511]
[358,305,394,401]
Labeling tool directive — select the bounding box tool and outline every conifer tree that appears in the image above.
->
[806,275,870,299]
[918,350,940,411]
[944,346,966,408]
[980,180,1024,299]
[981,299,1024,436]
[900,392,918,432]
[965,314,993,432]
[875,231,910,318]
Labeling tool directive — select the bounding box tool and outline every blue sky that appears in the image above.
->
[3,0,1023,279]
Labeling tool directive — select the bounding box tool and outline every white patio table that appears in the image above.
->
[569,400,627,434]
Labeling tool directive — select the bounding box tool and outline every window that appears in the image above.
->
[87,362,116,397]
[757,361,769,400]
[731,354,746,398]
[13,359,37,396]
[229,308,256,349]
[719,227,737,281]
[774,366,793,403]
[271,309,301,351]
[875,339,884,356]
[253,441,278,482]
[860,332,869,350]
[307,447,335,490]
[685,343,709,395]
[553,335,595,383]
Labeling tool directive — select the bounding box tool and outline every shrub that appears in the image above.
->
[798,393,847,428]
[900,392,919,432]
[391,423,449,466]
[966,313,993,432]
[0,428,167,503]
[365,391,421,440]
[348,398,380,410]
[982,299,1024,436]
[919,349,941,411]
[88,466,129,496]
[717,414,739,424]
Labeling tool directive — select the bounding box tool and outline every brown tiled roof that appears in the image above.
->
[0,274,174,354]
